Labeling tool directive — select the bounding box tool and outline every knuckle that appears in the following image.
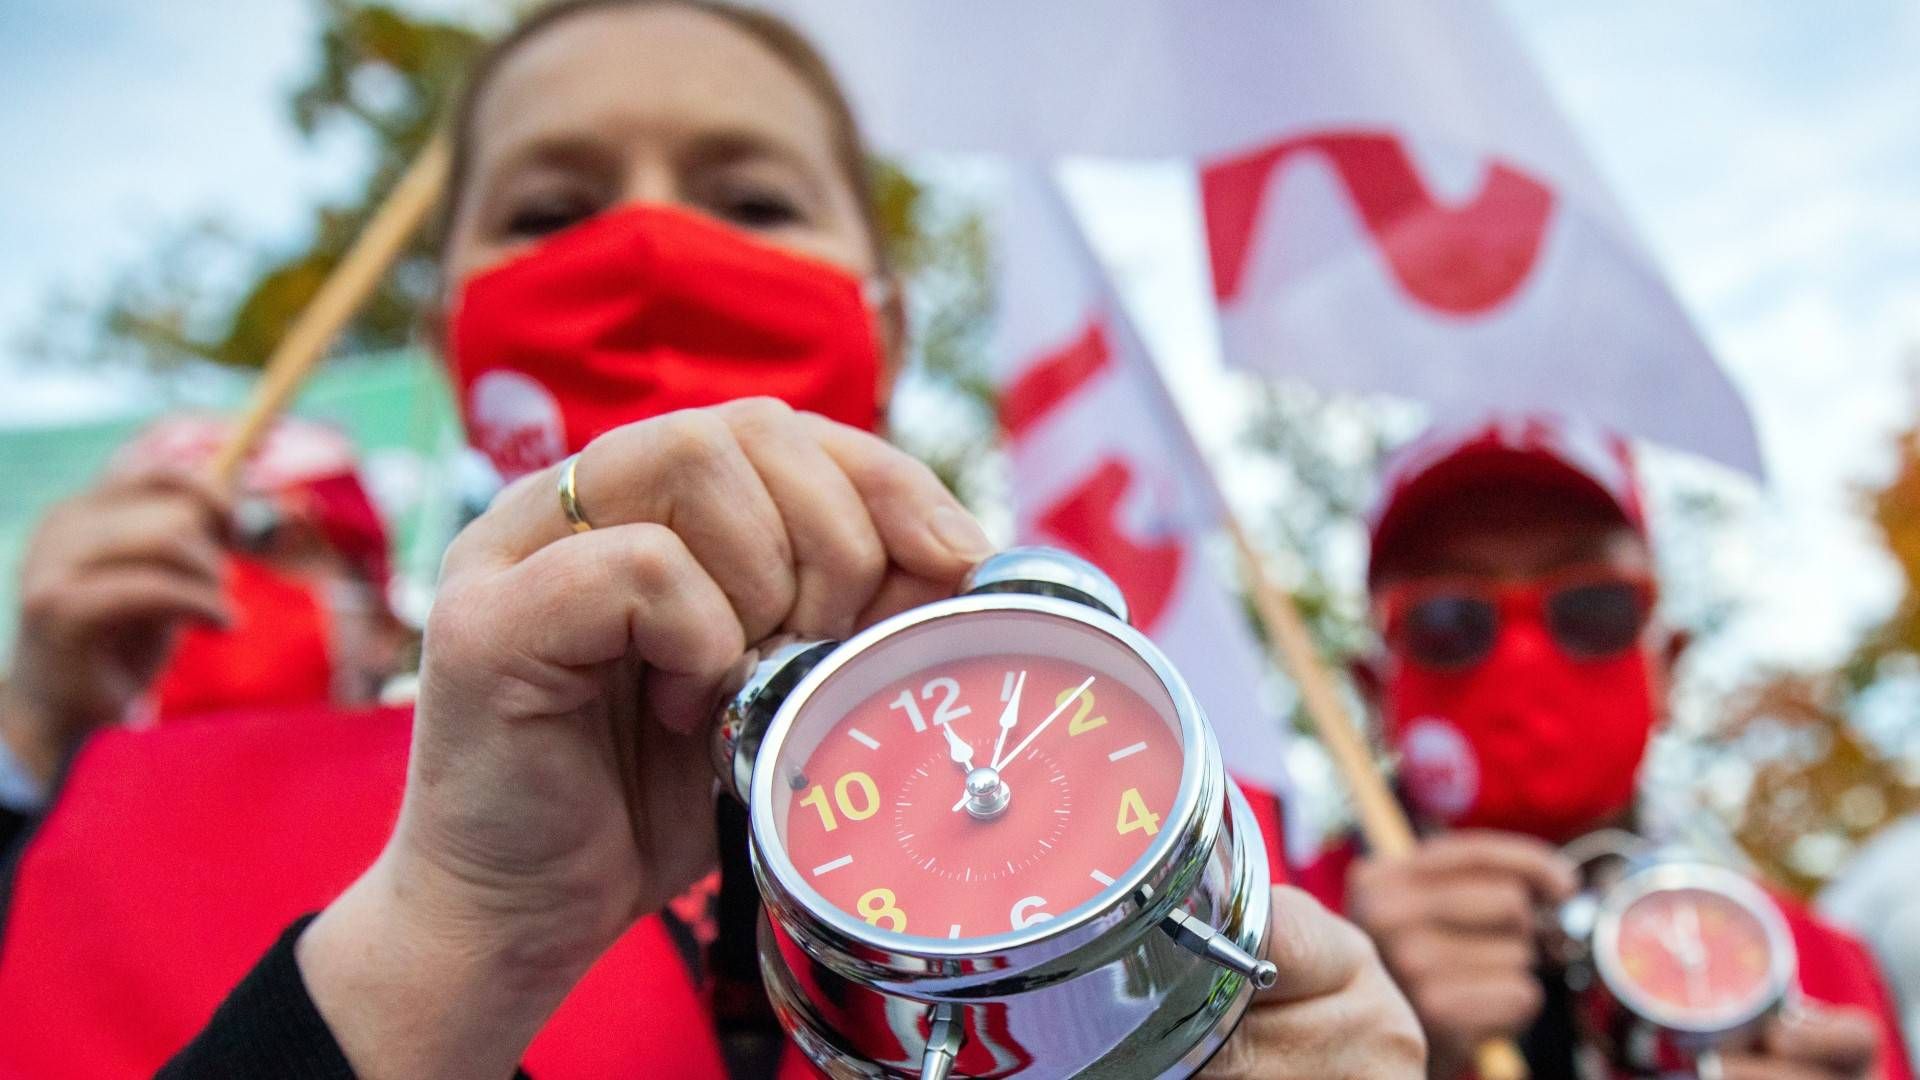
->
[1390,934,1436,981]
[619,525,685,595]
[718,395,796,433]
[421,585,475,655]
[819,517,887,586]
[661,411,739,473]
[439,521,494,579]
[1483,882,1530,927]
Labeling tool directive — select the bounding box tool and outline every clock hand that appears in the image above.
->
[940,719,976,775]
[1676,901,1710,1005]
[989,670,1027,770]
[996,675,1093,774]
[952,676,1095,813]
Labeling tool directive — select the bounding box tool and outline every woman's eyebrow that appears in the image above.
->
[681,126,827,177]
[485,131,618,184]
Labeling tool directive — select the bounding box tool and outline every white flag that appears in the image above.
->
[993,170,1299,850]
[762,0,1761,475]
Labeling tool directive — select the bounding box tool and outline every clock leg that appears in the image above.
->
[1162,906,1280,989]
[919,1001,965,1080]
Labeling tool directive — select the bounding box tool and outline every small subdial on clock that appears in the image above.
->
[891,743,1073,884]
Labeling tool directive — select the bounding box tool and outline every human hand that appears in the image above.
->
[1345,830,1578,1080]
[1202,886,1427,1080]
[2,467,231,784]
[298,400,993,1079]
[1717,1001,1881,1080]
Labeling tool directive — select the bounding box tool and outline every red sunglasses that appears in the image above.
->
[1375,567,1655,671]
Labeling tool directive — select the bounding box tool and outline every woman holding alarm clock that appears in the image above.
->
[0,2,1424,1077]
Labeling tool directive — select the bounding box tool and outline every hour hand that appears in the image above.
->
[940,721,976,774]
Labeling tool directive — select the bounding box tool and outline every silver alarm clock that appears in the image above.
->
[712,548,1278,1078]
[1557,835,1799,1077]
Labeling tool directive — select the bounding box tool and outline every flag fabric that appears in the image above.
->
[764,0,1761,475]
[992,169,1301,853]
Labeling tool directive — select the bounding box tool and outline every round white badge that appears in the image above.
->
[1400,717,1479,819]
[467,370,567,481]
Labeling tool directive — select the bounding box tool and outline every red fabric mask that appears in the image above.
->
[148,556,334,722]
[450,204,885,480]
[1384,608,1656,842]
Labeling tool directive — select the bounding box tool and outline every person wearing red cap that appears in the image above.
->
[1338,413,1911,1079]
[0,414,405,845]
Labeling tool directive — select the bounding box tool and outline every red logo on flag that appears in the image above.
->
[1036,458,1183,631]
[1203,130,1555,316]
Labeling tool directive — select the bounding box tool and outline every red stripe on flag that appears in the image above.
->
[1202,130,1554,315]
[1000,321,1112,439]
[1035,457,1183,631]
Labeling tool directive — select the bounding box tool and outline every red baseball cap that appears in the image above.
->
[1367,413,1646,585]
[113,414,392,589]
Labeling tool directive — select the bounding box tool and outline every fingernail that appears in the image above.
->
[929,505,994,562]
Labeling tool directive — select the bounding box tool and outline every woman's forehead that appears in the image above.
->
[469,6,839,175]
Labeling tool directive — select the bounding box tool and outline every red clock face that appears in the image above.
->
[766,608,1185,943]
[1611,886,1777,1027]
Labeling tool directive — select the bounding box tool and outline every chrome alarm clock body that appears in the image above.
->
[1589,860,1797,1047]
[713,548,1277,1079]
[1556,836,1799,1076]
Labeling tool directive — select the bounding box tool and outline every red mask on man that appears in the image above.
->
[1382,594,1657,843]
[148,556,335,722]
[450,204,886,479]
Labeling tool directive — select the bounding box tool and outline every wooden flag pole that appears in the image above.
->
[1223,515,1530,1080]
[210,135,451,486]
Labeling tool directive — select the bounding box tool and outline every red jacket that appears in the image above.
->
[0,704,816,1079]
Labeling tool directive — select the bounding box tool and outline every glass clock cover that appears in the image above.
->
[1604,880,1788,1032]
[762,606,1186,945]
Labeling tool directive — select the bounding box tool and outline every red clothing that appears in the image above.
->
[0,704,814,1079]
[1779,894,1915,1080]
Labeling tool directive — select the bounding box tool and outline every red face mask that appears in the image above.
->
[148,557,335,722]
[449,204,885,480]
[1382,584,1657,843]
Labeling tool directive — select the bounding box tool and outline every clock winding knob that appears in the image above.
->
[711,638,837,801]
[961,546,1130,625]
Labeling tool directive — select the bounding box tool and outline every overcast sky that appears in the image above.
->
[1,1,1917,677]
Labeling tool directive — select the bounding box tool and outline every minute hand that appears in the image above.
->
[997,676,1094,771]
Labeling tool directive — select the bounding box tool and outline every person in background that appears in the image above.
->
[0,414,405,847]
[0,3,1426,1078]
[1332,414,1911,1080]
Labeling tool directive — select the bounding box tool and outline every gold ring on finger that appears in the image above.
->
[558,452,594,534]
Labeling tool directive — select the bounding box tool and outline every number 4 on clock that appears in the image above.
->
[1116,787,1161,836]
